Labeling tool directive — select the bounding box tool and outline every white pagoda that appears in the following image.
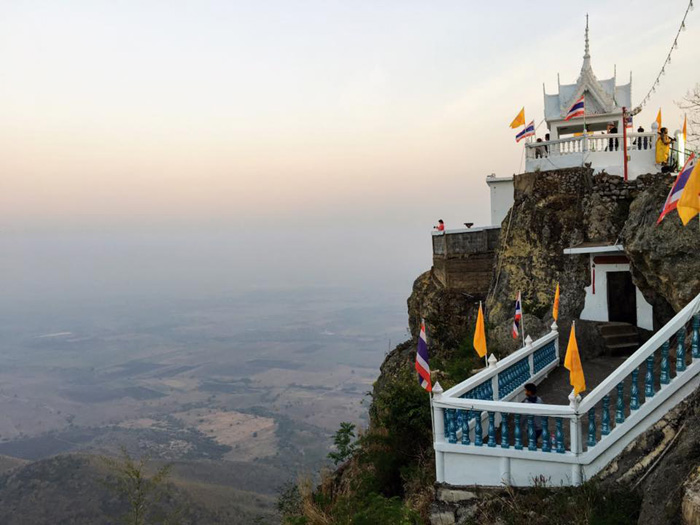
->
[544,16,632,139]
[486,18,667,227]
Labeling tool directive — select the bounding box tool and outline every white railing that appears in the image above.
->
[433,292,700,487]
[524,133,657,160]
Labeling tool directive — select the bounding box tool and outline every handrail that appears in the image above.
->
[579,292,700,412]
[433,397,576,418]
[441,330,558,399]
[524,132,657,150]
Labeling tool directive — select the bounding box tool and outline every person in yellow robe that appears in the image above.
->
[656,127,674,165]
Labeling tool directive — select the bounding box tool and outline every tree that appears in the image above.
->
[102,447,179,525]
[327,422,357,465]
[679,83,700,146]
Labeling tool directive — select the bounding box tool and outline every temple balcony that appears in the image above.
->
[524,132,660,179]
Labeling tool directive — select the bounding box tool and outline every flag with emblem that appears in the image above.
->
[512,292,522,339]
[415,319,432,392]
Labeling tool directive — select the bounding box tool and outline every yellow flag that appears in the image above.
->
[564,323,586,395]
[656,109,662,128]
[510,107,526,129]
[678,161,700,225]
[473,302,487,358]
[683,115,688,142]
[553,283,560,321]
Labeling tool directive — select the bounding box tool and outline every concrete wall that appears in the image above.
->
[432,227,501,292]
[486,178,514,226]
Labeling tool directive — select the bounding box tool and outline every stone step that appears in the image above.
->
[606,342,640,357]
[599,322,639,337]
[602,333,640,346]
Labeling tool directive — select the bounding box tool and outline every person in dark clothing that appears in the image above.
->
[608,124,619,151]
[523,383,544,441]
[635,126,647,150]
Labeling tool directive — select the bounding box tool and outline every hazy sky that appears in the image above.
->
[1,0,699,232]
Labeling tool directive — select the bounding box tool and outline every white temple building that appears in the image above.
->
[485,18,685,228]
[483,19,661,332]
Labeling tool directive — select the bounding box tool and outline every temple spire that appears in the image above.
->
[584,14,590,59]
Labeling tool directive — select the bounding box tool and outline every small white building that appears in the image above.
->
[563,243,653,330]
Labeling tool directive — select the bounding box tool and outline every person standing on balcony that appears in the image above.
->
[656,127,674,166]
[635,126,647,150]
[606,122,619,151]
[544,133,550,156]
[434,219,445,233]
[523,383,544,442]
[535,138,545,158]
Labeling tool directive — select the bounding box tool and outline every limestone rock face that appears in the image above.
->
[599,387,700,525]
[485,169,593,351]
[622,174,700,322]
[407,270,482,357]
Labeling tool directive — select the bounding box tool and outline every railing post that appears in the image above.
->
[489,354,500,400]
[526,336,535,378]
[514,414,523,450]
[551,322,559,361]
[568,389,583,484]
[501,413,510,449]
[542,416,551,452]
[474,412,483,447]
[587,407,597,447]
[527,415,537,451]
[555,418,565,453]
[432,391,445,483]
[446,409,457,443]
[645,354,656,398]
[488,412,497,447]
[692,314,700,359]
[601,395,611,436]
[677,328,687,372]
[615,382,626,423]
[461,410,471,445]
[630,368,640,410]
[660,341,671,385]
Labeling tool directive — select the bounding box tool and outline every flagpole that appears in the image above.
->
[521,294,526,348]
[424,317,437,444]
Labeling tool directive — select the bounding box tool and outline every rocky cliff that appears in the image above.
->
[294,167,700,524]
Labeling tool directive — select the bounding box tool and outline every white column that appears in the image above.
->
[433,388,446,483]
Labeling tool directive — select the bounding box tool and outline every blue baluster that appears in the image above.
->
[474,412,483,446]
[501,413,510,449]
[615,382,625,423]
[460,410,470,445]
[660,340,671,385]
[587,407,597,447]
[443,408,450,437]
[601,395,611,435]
[527,415,537,451]
[447,409,457,443]
[677,327,687,372]
[514,414,523,450]
[693,315,700,359]
[487,412,497,447]
[555,418,565,453]
[541,416,551,452]
[645,354,655,398]
[630,369,640,410]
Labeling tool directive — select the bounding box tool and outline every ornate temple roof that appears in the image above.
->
[544,16,632,122]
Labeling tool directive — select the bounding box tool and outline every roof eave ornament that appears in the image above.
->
[582,14,591,70]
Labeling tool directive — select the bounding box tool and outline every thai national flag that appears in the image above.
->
[565,95,585,121]
[415,320,432,392]
[515,121,535,143]
[658,153,697,224]
[512,292,522,339]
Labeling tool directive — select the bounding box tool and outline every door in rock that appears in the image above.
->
[607,271,637,324]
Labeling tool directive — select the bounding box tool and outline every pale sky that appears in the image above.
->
[1,0,699,232]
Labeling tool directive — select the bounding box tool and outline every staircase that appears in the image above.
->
[599,322,640,356]
[431,292,700,487]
